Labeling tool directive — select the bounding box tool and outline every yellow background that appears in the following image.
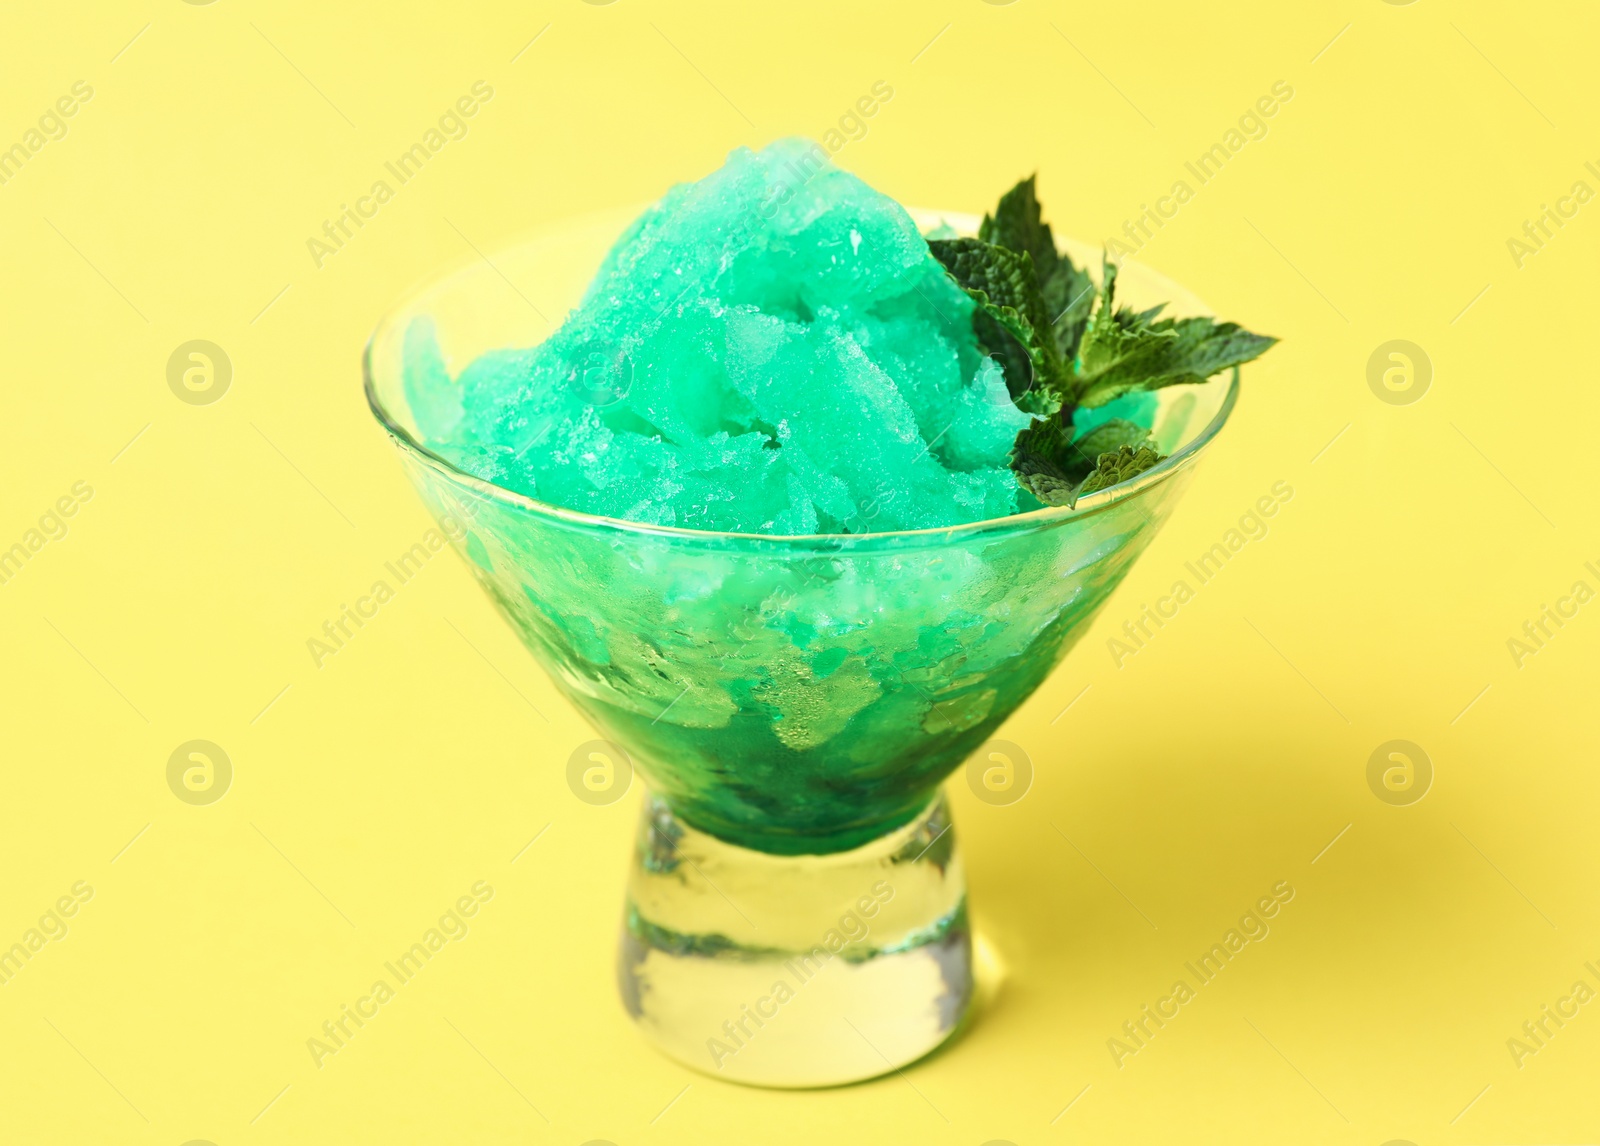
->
[2,0,1597,1142]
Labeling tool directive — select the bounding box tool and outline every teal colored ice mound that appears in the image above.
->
[405,139,1035,535]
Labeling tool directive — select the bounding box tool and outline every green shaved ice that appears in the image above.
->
[406,139,1032,535]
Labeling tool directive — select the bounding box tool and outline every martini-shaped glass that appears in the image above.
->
[364,208,1239,1088]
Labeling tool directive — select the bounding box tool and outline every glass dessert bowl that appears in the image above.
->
[364,206,1239,1088]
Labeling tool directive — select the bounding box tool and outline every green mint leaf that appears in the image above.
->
[1072,256,1277,408]
[979,176,1059,279]
[928,237,1066,410]
[979,176,1097,365]
[1073,443,1167,504]
[959,178,1278,512]
[1009,412,1076,504]
[1145,314,1278,385]
[1072,417,1156,459]
[1072,257,1179,407]
[1011,414,1163,507]
[1044,259,1098,364]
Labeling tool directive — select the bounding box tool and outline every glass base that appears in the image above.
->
[617,789,972,1088]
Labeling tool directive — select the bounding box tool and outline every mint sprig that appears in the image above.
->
[1076,443,1167,498]
[1012,415,1157,507]
[927,237,1065,413]
[979,176,1097,363]
[932,178,1277,508]
[1075,256,1277,409]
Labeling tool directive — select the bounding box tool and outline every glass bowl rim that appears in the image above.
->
[362,215,1242,552]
